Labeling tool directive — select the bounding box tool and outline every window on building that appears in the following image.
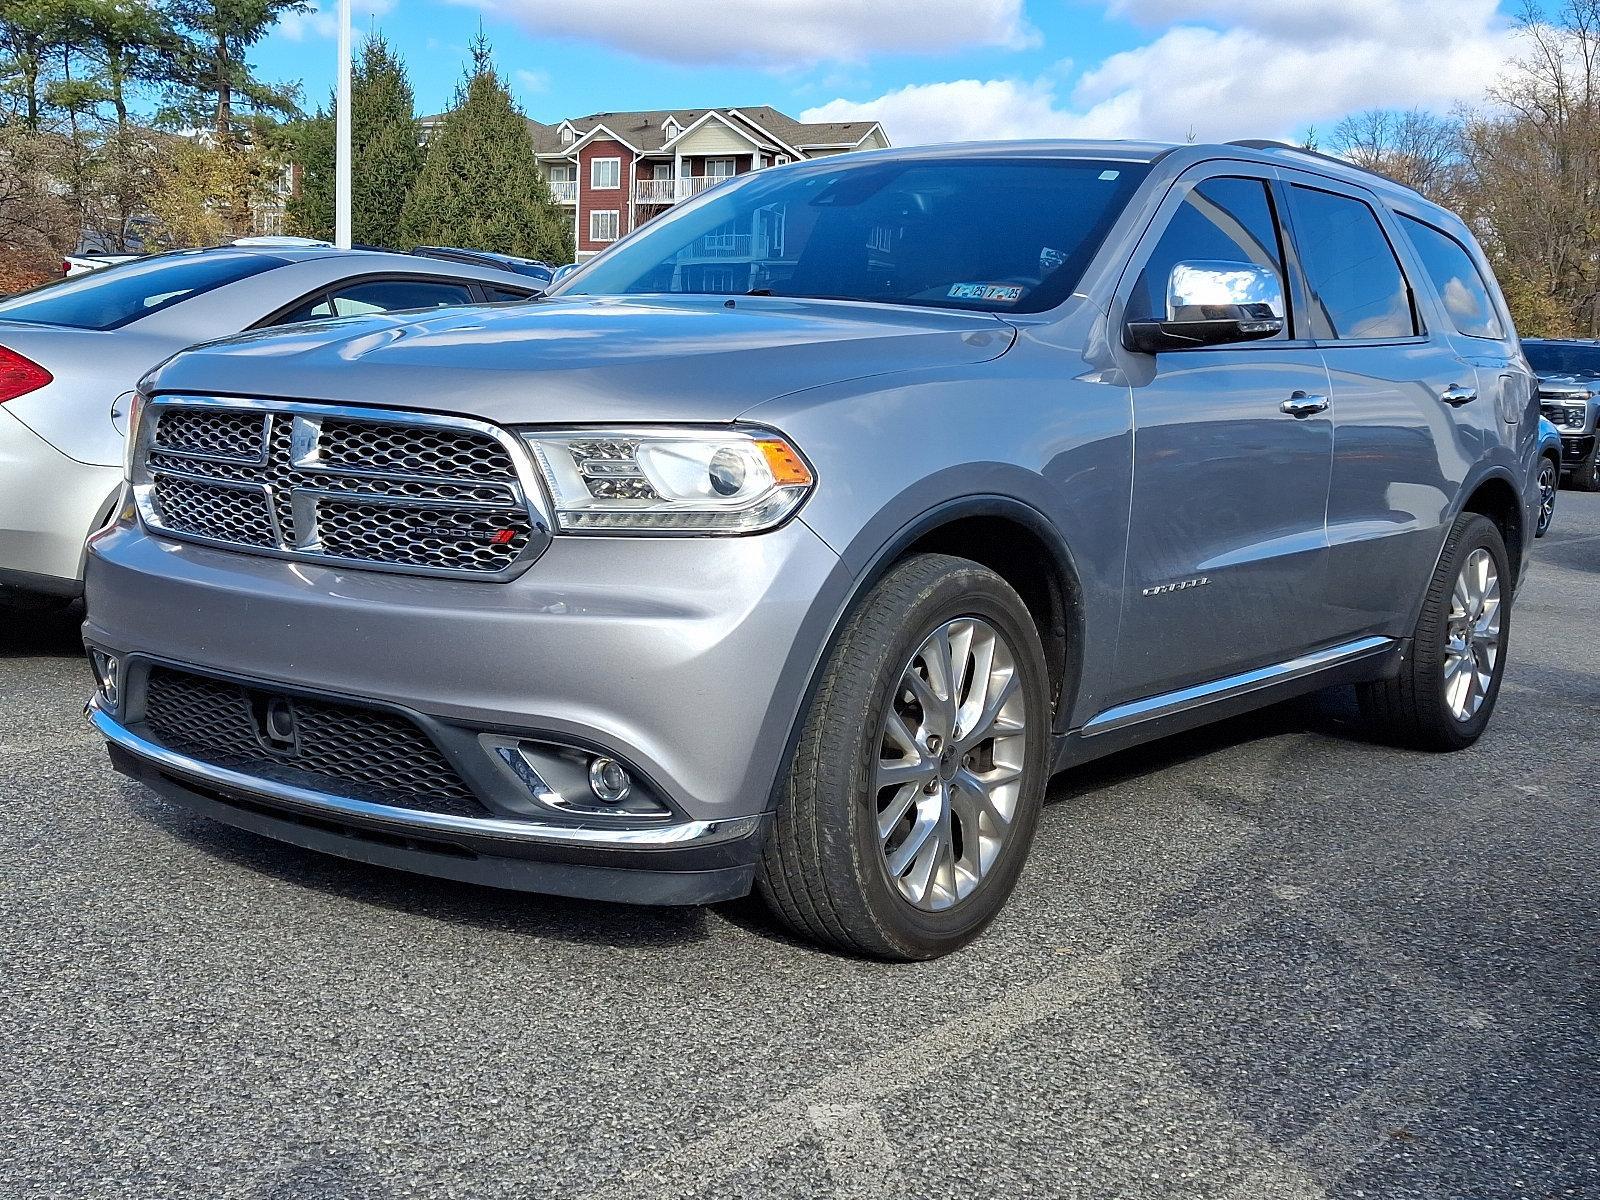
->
[775,154,790,166]
[590,210,620,242]
[706,157,737,180]
[560,124,575,145]
[591,158,621,189]
[663,118,681,140]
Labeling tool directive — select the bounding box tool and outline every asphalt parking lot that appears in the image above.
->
[2,495,1596,1200]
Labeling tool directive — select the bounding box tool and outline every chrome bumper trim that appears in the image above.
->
[88,701,761,850]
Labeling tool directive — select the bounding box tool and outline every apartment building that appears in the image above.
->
[422,105,889,260]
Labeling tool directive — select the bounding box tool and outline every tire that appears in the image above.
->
[1570,444,1600,492]
[1536,456,1559,536]
[757,553,1053,960]
[1357,513,1510,751]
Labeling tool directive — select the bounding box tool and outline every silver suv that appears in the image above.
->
[1523,338,1600,490]
[84,142,1542,959]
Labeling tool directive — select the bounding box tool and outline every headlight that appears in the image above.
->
[521,427,814,534]
[121,389,146,482]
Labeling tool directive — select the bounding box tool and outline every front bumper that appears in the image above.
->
[84,515,850,902]
[90,699,766,904]
[1560,434,1595,467]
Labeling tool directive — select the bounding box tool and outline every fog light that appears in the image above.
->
[588,757,632,804]
[89,650,119,708]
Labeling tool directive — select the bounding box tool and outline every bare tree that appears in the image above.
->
[1328,108,1463,199]
[1455,0,1600,335]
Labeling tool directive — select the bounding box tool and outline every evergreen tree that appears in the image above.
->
[165,0,306,139]
[350,33,419,246]
[283,105,331,237]
[398,33,571,262]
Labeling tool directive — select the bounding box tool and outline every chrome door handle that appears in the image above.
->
[1280,392,1330,418]
[1441,383,1478,406]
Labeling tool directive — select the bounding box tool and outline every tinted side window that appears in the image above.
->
[0,251,283,330]
[1129,177,1286,337]
[1398,216,1504,340]
[327,279,474,316]
[483,286,535,302]
[1289,186,1416,340]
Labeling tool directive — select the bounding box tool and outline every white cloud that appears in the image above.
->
[277,0,397,42]
[514,68,550,94]
[805,0,1516,146]
[449,0,1036,67]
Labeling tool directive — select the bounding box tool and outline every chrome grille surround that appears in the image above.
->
[131,397,553,580]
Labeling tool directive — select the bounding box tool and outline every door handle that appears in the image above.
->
[1280,392,1330,418]
[1441,383,1478,406]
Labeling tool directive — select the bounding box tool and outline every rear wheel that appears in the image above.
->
[758,553,1052,960]
[1357,513,1509,750]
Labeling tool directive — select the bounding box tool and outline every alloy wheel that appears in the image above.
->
[1537,461,1557,534]
[1443,547,1501,722]
[873,617,1028,912]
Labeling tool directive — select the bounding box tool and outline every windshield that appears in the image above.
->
[1523,341,1600,377]
[0,251,284,330]
[556,157,1151,315]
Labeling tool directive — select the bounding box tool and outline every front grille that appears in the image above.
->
[1540,401,1588,430]
[135,401,543,578]
[141,666,487,818]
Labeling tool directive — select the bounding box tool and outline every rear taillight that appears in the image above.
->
[0,346,51,403]
[60,259,70,275]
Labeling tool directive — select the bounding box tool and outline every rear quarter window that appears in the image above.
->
[1398,215,1505,340]
[0,252,284,330]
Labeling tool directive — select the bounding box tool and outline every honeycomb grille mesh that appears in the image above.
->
[139,404,538,577]
[141,667,487,818]
[151,475,276,546]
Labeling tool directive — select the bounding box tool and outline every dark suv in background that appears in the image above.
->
[1523,338,1600,490]
[84,141,1540,959]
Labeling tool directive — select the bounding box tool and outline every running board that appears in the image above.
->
[1081,636,1396,736]
[1053,636,1402,771]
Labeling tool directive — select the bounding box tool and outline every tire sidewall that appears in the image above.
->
[844,565,1052,958]
[1423,516,1512,747]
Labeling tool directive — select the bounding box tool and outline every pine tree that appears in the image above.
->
[286,34,419,245]
[350,33,419,247]
[398,33,572,262]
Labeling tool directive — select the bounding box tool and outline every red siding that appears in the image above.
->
[577,138,633,255]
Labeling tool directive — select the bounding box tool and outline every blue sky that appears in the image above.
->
[258,0,1536,146]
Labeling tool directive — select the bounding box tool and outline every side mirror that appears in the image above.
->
[1124,260,1285,354]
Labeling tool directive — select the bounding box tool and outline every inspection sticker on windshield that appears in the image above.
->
[948,283,1025,303]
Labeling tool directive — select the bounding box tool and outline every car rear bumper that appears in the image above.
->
[0,408,121,595]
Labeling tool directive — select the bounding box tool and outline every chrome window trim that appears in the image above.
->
[131,395,554,581]
[89,700,760,850]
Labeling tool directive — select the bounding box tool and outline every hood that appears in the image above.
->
[143,295,1017,425]
[1537,372,1600,398]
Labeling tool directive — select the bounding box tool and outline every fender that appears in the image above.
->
[1405,457,1527,631]
[758,492,1088,820]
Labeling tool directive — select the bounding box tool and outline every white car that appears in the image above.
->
[61,253,140,277]
[0,244,543,609]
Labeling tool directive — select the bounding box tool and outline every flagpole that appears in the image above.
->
[335,0,353,248]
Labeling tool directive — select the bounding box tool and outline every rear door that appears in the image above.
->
[1109,164,1336,705]
[1279,175,1477,640]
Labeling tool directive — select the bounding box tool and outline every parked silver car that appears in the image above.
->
[0,246,541,607]
[84,142,1540,959]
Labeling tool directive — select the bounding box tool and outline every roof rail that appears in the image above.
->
[1224,139,1410,190]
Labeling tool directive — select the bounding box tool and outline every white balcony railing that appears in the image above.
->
[634,175,735,205]
[548,180,578,205]
[678,233,769,259]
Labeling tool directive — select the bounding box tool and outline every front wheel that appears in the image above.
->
[1357,513,1510,750]
[758,553,1052,960]
[1570,444,1600,492]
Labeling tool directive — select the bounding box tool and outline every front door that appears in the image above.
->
[1111,169,1337,705]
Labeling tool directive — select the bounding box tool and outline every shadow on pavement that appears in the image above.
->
[0,599,85,659]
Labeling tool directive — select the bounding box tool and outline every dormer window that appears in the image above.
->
[663,118,681,140]
[559,123,575,145]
